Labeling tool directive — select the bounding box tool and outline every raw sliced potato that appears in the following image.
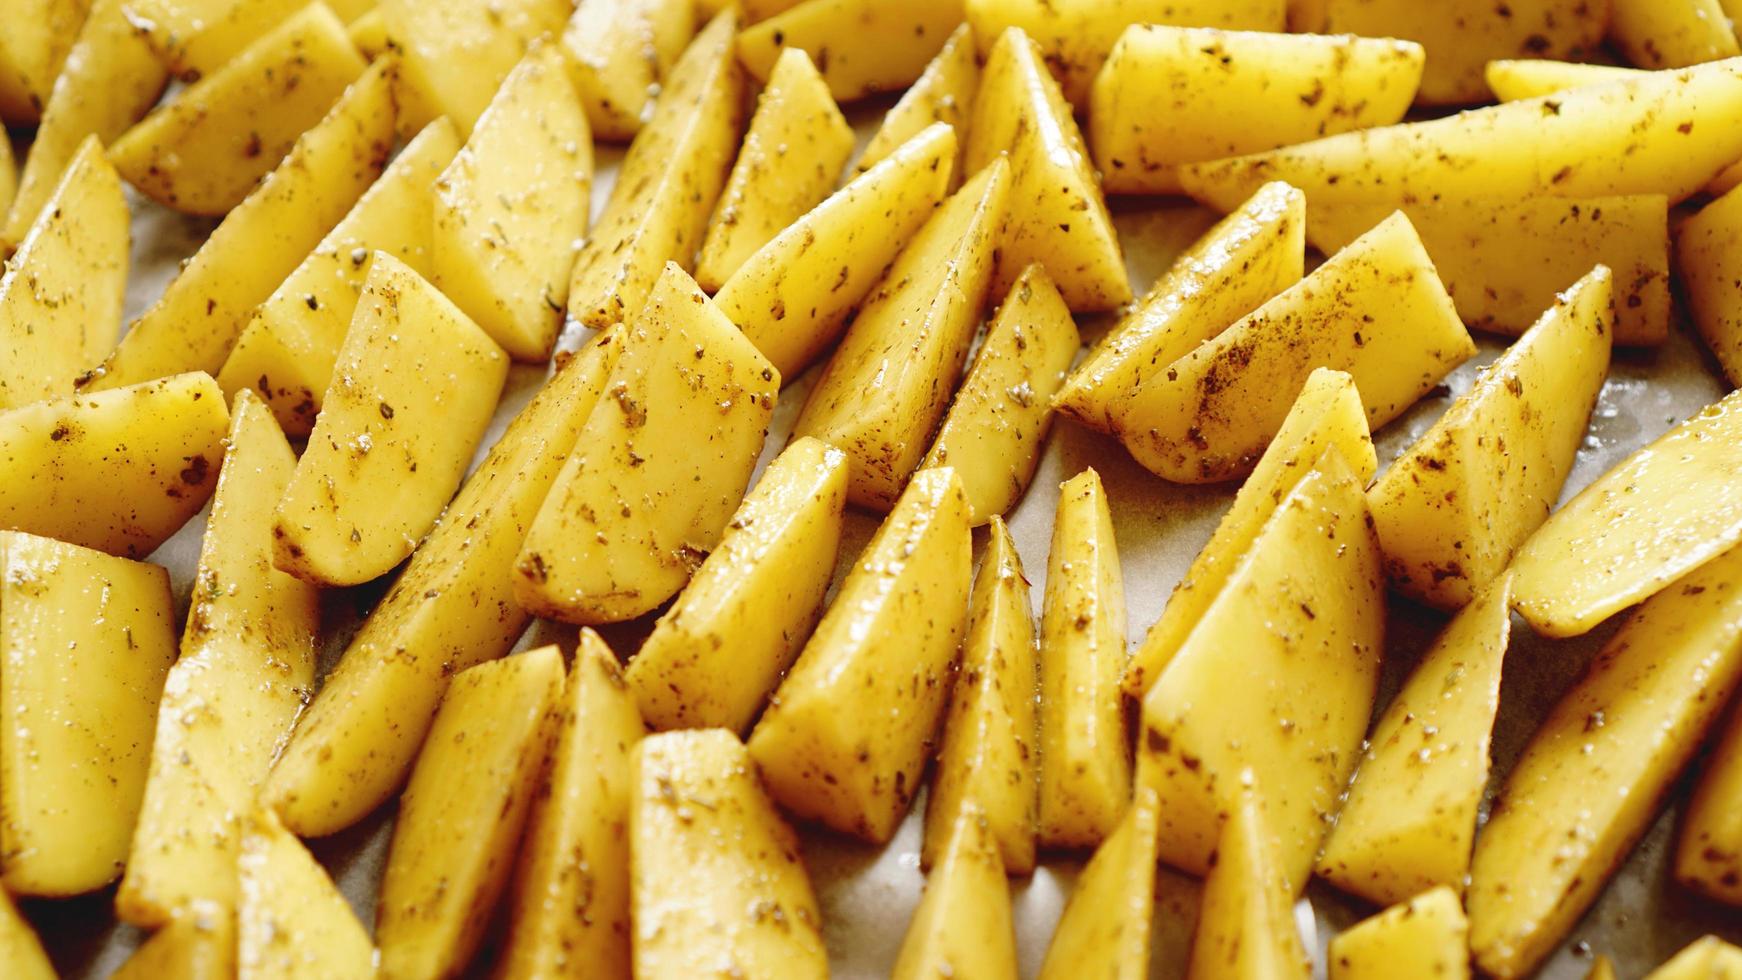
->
[1510,386,1742,637]
[0,889,54,980]
[513,264,777,624]
[567,9,742,329]
[919,265,1079,524]
[1484,57,1643,100]
[855,23,977,180]
[117,391,319,928]
[964,0,1287,105]
[0,532,176,896]
[218,118,461,436]
[892,806,1018,980]
[1090,26,1423,195]
[1468,546,1742,978]
[274,254,508,586]
[0,0,167,248]
[0,0,89,123]
[0,137,12,219]
[1119,212,1474,484]
[1676,181,1742,386]
[1327,886,1471,980]
[736,0,965,102]
[1610,0,1738,69]
[111,914,234,980]
[379,0,567,134]
[1589,956,1619,980]
[1681,669,1742,904]
[1315,576,1511,907]
[749,468,973,842]
[1123,368,1375,696]
[1646,937,1742,979]
[1140,450,1383,886]
[108,3,366,215]
[1187,793,1311,980]
[1369,267,1612,609]
[377,647,563,980]
[625,437,849,734]
[0,136,127,410]
[0,372,228,557]
[432,43,592,361]
[922,516,1038,874]
[561,0,693,142]
[347,7,387,58]
[1055,179,1305,436]
[714,121,956,381]
[631,730,829,979]
[262,329,623,837]
[126,0,312,81]
[237,808,375,980]
[82,60,396,391]
[1037,468,1130,849]
[967,27,1128,312]
[501,631,645,980]
[695,48,854,291]
[792,160,1008,510]
[1037,787,1162,980]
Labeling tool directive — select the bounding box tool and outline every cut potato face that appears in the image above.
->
[514,264,777,624]
[0,889,54,980]
[1468,546,1742,978]
[1681,696,1742,905]
[749,468,973,842]
[1676,181,1742,387]
[111,913,234,980]
[1484,58,1643,102]
[82,59,396,391]
[0,136,127,411]
[1187,793,1311,980]
[737,0,965,102]
[263,329,622,837]
[126,0,312,81]
[714,121,957,382]
[1610,0,1739,70]
[892,806,1018,980]
[237,808,375,980]
[695,47,854,291]
[0,0,89,123]
[561,0,693,142]
[792,159,1008,510]
[1038,787,1162,980]
[0,372,228,558]
[1090,26,1423,195]
[433,43,592,361]
[108,3,366,215]
[1327,886,1471,980]
[0,532,176,896]
[379,0,567,135]
[631,730,829,979]
[855,23,978,180]
[347,7,387,58]
[625,437,849,734]
[567,9,742,330]
[1645,937,1742,979]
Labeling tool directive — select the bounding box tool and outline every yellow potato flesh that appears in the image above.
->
[379,0,567,135]
[737,0,965,103]
[1326,886,1471,980]
[561,0,693,142]
[237,808,375,979]
[1610,0,1739,70]
[1038,787,1162,980]
[1186,794,1311,980]
[892,806,1018,980]
[0,0,90,123]
[855,23,977,180]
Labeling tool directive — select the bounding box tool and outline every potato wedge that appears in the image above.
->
[117,391,319,927]
[109,3,365,215]
[1038,787,1162,980]
[1316,576,1511,907]
[695,48,853,291]
[347,7,387,58]
[0,0,89,123]
[1467,546,1742,978]
[514,265,776,624]
[1187,793,1311,980]
[1590,956,1618,980]
[1674,182,1742,386]
[0,532,176,895]
[0,889,53,980]
[631,730,828,979]
[567,10,741,330]
[501,631,645,980]
[111,914,234,980]
[920,265,1079,524]
[737,0,964,102]
[263,328,622,837]
[792,160,1007,510]
[855,23,977,180]
[1123,368,1375,696]
[0,136,127,410]
[81,60,395,391]
[0,372,228,557]
[124,0,329,82]
[1140,450,1382,885]
[561,0,693,142]
[0,136,12,219]
[625,437,848,733]
[1370,267,1611,609]
[967,27,1128,312]
[922,516,1038,873]
[1055,180,1305,436]
[237,808,375,980]
[218,118,460,435]
[1646,937,1742,979]
[1484,57,1643,101]
[274,254,507,586]
[1119,211,1473,484]
[1327,886,1471,980]
[1611,0,1738,69]
[749,468,972,842]
[379,0,567,135]
[892,806,1018,980]
[1680,673,1742,904]
[1090,26,1423,196]
[714,121,956,381]
[378,647,562,980]
[432,43,591,361]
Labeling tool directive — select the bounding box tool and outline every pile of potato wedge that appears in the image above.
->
[9,0,1742,976]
